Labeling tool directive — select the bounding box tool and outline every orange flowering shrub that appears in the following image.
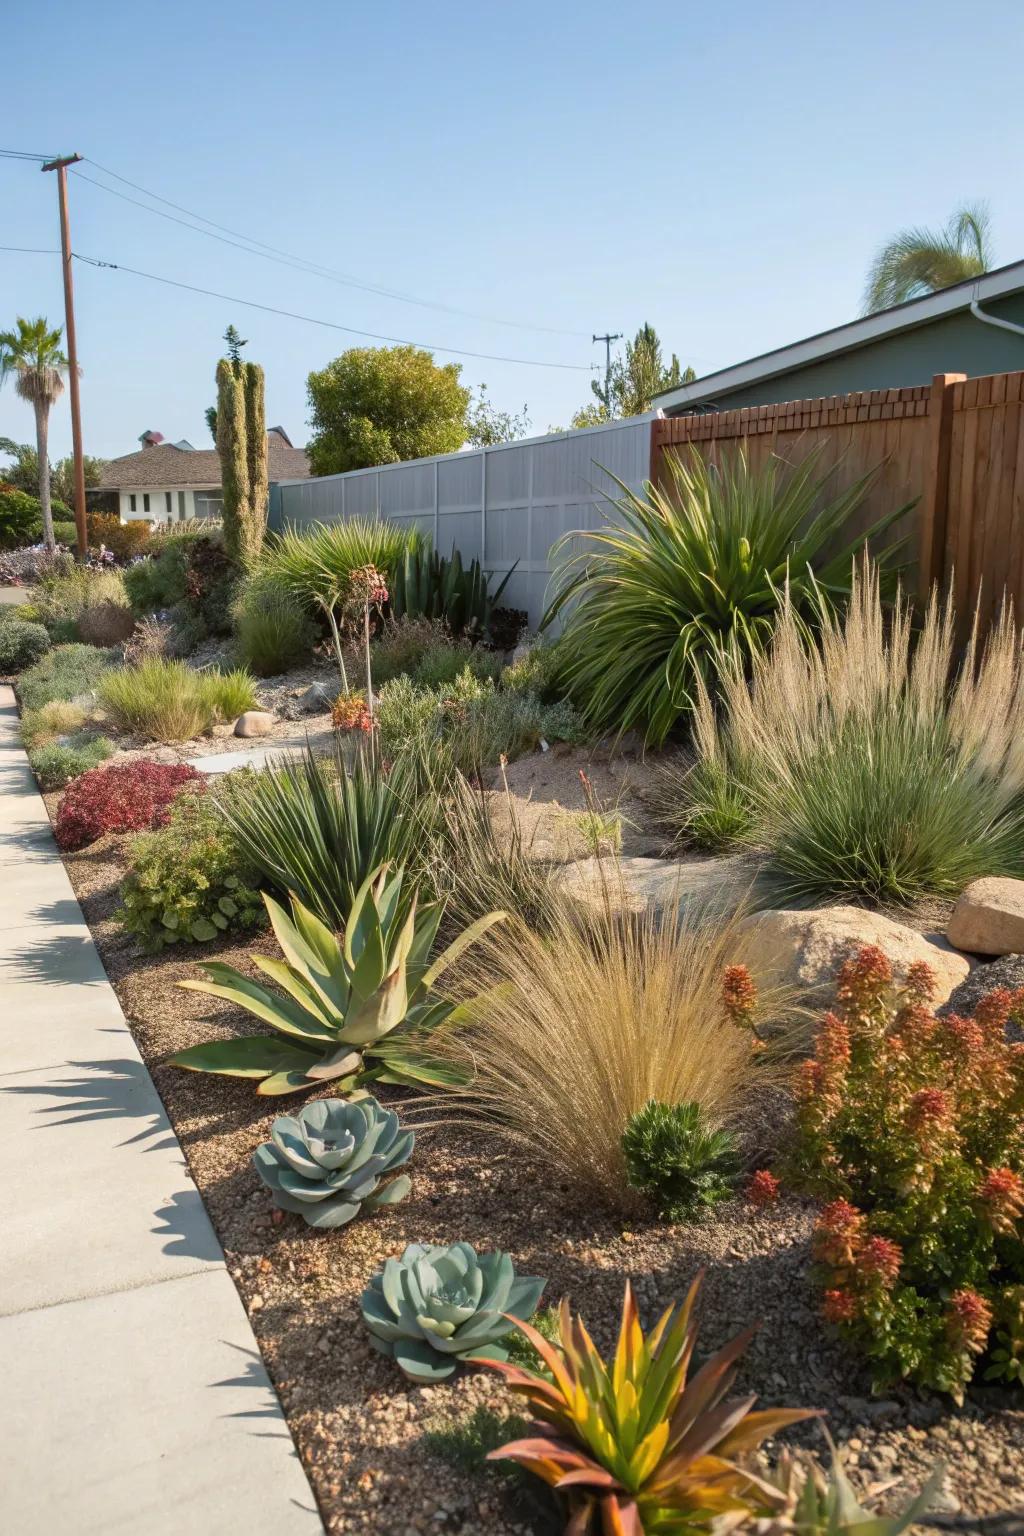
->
[331,691,374,733]
[787,944,1024,1399]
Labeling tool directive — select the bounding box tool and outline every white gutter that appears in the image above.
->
[970,300,1024,339]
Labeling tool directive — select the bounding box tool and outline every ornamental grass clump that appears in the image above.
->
[676,561,1024,904]
[479,1274,815,1534]
[258,518,424,609]
[783,944,1024,1399]
[543,443,908,747]
[434,891,789,1210]
[99,658,257,740]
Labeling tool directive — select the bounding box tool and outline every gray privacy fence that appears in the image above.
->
[268,415,655,627]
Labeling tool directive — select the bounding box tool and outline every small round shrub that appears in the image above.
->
[51,521,78,547]
[86,513,151,562]
[621,1099,739,1223]
[54,760,204,851]
[77,600,137,647]
[17,643,116,712]
[30,735,113,791]
[232,580,316,676]
[0,620,51,672]
[117,789,264,951]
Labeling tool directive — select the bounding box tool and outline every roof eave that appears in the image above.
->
[656,259,1024,413]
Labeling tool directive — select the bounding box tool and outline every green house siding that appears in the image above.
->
[686,293,1024,412]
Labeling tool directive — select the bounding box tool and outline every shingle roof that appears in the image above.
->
[98,436,311,489]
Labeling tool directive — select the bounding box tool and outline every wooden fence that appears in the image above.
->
[650,371,1024,636]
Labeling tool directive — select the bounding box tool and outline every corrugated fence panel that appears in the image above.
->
[273,417,654,626]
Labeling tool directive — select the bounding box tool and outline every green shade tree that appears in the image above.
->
[863,203,992,313]
[0,439,104,503]
[0,318,70,551]
[306,345,470,475]
[465,386,531,446]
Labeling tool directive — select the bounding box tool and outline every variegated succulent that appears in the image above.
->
[361,1241,546,1382]
[253,1095,413,1229]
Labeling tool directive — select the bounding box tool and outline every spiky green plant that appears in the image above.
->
[622,1099,740,1222]
[170,864,505,1095]
[259,518,425,609]
[361,1241,546,1381]
[543,443,910,747]
[389,543,514,638]
[214,740,424,929]
[253,1094,413,1227]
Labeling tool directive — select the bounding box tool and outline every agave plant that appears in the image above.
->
[169,864,505,1096]
[543,443,911,747]
[361,1241,546,1381]
[479,1275,817,1534]
[715,1432,943,1535]
[389,543,515,639]
[253,1095,414,1228]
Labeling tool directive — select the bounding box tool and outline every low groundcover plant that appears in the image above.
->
[54,760,203,851]
[781,944,1024,1399]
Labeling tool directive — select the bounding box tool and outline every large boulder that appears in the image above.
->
[940,954,1024,1040]
[554,854,755,917]
[234,710,275,738]
[738,906,971,1007]
[946,877,1024,956]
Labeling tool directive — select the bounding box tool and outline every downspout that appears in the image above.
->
[969,299,1024,338]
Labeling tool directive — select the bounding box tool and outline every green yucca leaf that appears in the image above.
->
[543,443,911,747]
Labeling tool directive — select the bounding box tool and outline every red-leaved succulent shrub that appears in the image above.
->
[54,760,203,851]
[781,944,1024,1399]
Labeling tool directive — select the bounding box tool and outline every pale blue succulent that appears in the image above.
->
[361,1241,546,1381]
[253,1095,413,1229]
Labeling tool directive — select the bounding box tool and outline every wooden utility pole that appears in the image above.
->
[41,152,87,560]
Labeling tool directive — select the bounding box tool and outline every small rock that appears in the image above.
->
[554,854,751,919]
[940,952,1024,1038]
[234,709,275,738]
[738,906,971,1006]
[947,876,1024,955]
[298,680,335,714]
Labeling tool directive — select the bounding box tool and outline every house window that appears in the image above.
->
[129,494,137,512]
[165,492,173,517]
[178,491,186,520]
[143,493,150,513]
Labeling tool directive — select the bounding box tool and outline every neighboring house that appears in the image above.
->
[96,427,310,523]
[656,260,1024,415]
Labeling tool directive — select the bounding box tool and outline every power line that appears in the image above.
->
[0,244,60,255]
[0,149,58,161]
[77,157,590,339]
[72,251,597,371]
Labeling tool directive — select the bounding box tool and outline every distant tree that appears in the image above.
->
[306,345,470,475]
[570,324,695,429]
[204,404,218,443]
[466,385,531,446]
[0,317,71,551]
[52,454,105,503]
[1,440,103,504]
[224,324,248,366]
[863,203,993,314]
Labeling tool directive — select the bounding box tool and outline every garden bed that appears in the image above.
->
[50,763,1024,1535]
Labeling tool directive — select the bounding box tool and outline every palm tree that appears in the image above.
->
[863,203,993,314]
[0,316,70,550]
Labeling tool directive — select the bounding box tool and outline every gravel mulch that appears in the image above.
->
[44,804,1024,1535]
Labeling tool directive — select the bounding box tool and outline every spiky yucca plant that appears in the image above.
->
[478,1275,816,1534]
[543,444,909,747]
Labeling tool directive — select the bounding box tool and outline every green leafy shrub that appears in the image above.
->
[29,735,113,790]
[117,789,263,950]
[783,944,1024,1400]
[500,637,566,701]
[17,643,115,712]
[51,520,78,547]
[389,542,513,639]
[680,565,1024,904]
[99,658,257,741]
[123,552,181,613]
[259,518,424,609]
[232,579,316,675]
[361,1241,545,1381]
[0,619,50,672]
[30,566,130,639]
[170,864,504,1095]
[124,530,235,637]
[0,483,45,548]
[367,616,446,683]
[544,443,908,747]
[215,740,425,929]
[621,1099,739,1222]
[412,638,502,690]
[376,672,583,773]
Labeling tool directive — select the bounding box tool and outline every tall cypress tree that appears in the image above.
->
[242,361,268,566]
[215,357,249,562]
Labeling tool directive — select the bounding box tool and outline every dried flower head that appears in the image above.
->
[857,1235,902,1289]
[722,965,758,1029]
[903,960,937,1002]
[946,1288,993,1355]
[978,1166,1024,1236]
[835,944,892,1011]
[813,1199,867,1270]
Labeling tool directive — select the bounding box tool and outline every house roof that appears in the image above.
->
[654,258,1024,414]
[99,431,311,489]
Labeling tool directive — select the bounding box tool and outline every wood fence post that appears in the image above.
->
[918,372,965,601]
[649,417,665,486]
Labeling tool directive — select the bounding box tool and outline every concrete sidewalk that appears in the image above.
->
[0,686,323,1533]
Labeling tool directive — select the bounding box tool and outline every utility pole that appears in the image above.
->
[41,152,87,561]
[593,331,622,416]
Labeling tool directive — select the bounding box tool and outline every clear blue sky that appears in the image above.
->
[3,0,1023,463]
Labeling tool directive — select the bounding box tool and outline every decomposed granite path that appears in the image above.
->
[0,686,323,1534]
